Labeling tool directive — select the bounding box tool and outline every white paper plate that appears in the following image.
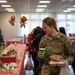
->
[49,60,65,66]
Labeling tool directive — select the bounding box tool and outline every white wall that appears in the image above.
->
[0,13,21,40]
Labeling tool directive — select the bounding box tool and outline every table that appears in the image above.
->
[6,38,22,47]
[0,44,26,75]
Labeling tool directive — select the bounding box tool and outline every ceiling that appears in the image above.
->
[0,0,75,13]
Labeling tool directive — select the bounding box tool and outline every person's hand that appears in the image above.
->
[59,60,66,67]
[37,51,43,59]
[62,60,66,67]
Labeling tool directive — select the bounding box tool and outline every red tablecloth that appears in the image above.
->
[0,44,26,75]
[6,38,22,47]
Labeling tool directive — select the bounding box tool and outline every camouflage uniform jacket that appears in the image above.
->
[39,32,74,75]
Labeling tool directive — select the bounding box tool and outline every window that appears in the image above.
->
[20,13,50,36]
[31,14,39,19]
[56,13,75,35]
[57,21,66,30]
[57,14,66,20]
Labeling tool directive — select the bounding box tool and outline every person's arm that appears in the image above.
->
[37,36,46,60]
[64,37,74,64]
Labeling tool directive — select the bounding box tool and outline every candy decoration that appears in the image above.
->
[9,15,16,26]
[20,16,27,28]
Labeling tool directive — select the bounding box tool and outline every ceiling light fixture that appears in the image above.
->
[38,5,47,7]
[73,5,75,7]
[36,10,43,12]
[7,10,15,12]
[39,1,50,3]
[36,9,44,11]
[5,8,14,10]
[63,10,71,12]
[67,8,75,10]
[1,5,11,7]
[62,0,74,1]
[0,0,7,3]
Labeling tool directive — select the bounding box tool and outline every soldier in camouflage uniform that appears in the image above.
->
[37,17,74,75]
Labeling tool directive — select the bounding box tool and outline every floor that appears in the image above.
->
[22,51,74,75]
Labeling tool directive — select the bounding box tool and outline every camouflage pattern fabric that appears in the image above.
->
[39,32,74,75]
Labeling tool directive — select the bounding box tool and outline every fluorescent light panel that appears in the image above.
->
[5,8,14,10]
[36,9,43,12]
[73,5,75,7]
[7,10,15,12]
[38,5,47,7]
[67,8,75,10]
[1,5,11,7]
[0,0,7,3]
[63,10,71,12]
[39,1,50,3]
[62,0,74,1]
[36,9,44,11]
[36,11,43,12]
